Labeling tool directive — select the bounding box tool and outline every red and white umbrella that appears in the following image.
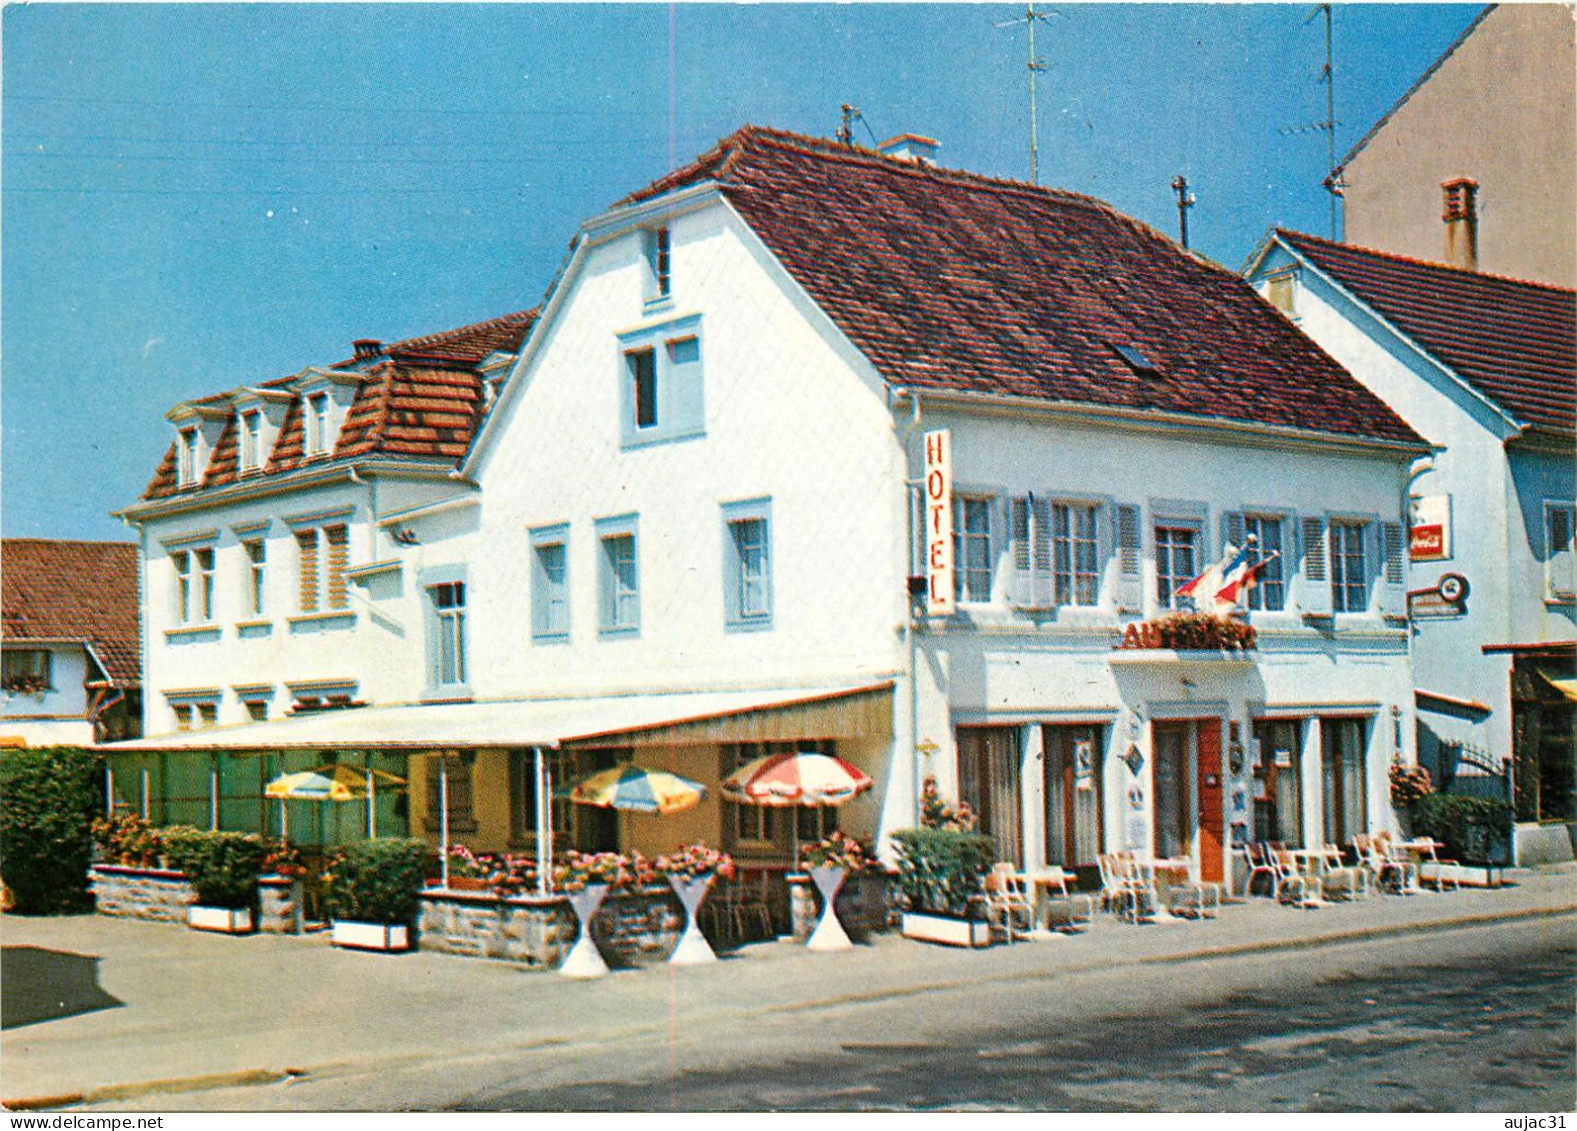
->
[721,750,873,807]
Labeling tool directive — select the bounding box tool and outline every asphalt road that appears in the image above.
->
[79,915,1574,1113]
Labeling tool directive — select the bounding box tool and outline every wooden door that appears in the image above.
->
[1196,721,1225,883]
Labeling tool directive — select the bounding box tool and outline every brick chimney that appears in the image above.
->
[352,339,383,361]
[1441,177,1479,271]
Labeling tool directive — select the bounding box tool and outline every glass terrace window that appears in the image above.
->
[1330,520,1368,613]
[430,582,467,687]
[954,497,992,603]
[1154,524,1197,610]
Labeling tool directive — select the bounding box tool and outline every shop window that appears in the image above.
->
[958,727,1022,867]
[1251,720,1302,847]
[1321,717,1368,844]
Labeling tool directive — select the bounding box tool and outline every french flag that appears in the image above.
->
[1176,543,1252,605]
[1217,551,1281,605]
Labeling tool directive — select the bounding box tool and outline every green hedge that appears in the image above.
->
[324,838,429,925]
[0,747,103,914]
[890,826,996,919]
[163,828,268,909]
[1411,794,1514,865]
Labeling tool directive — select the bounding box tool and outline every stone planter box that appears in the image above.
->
[901,911,991,948]
[92,864,194,923]
[257,875,306,934]
[332,920,411,952]
[417,886,683,969]
[188,905,254,934]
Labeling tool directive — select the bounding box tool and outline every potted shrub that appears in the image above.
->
[163,828,267,934]
[1410,793,1514,886]
[891,824,996,947]
[1389,762,1433,838]
[93,811,167,868]
[553,850,639,979]
[324,838,428,951]
[654,843,734,966]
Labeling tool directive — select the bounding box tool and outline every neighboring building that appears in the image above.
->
[1,539,142,746]
[1245,228,1576,863]
[113,128,1427,899]
[1334,4,1576,288]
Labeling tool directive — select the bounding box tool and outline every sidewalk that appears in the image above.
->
[4,864,1574,1109]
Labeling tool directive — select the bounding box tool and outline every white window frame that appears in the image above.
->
[430,581,467,689]
[723,498,773,631]
[644,225,672,303]
[305,392,331,457]
[1153,521,1200,610]
[243,538,267,617]
[239,409,263,473]
[1329,518,1369,614]
[953,496,993,604]
[171,545,216,624]
[1240,512,1287,612]
[177,427,199,487]
[616,315,704,449]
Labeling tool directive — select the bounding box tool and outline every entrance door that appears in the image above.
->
[1252,720,1303,846]
[958,728,1022,867]
[1043,725,1103,869]
[1152,724,1191,860]
[1321,718,1369,845]
[1195,722,1225,883]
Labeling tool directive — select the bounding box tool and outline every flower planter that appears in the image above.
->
[331,920,411,952]
[188,905,254,934]
[806,865,853,951]
[901,910,991,948]
[666,873,718,966]
[559,883,610,979]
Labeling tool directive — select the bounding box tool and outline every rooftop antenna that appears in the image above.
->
[1171,175,1196,249]
[836,103,879,149]
[1279,3,1340,239]
[995,4,1057,184]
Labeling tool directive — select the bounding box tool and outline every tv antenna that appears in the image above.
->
[1278,4,1340,239]
[836,103,879,148]
[1171,175,1196,249]
[996,4,1058,184]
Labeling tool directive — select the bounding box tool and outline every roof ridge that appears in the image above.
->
[1278,228,1577,296]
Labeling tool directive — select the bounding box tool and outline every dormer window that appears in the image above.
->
[644,226,672,303]
[177,427,199,487]
[305,392,331,456]
[1266,269,1298,316]
[239,409,263,473]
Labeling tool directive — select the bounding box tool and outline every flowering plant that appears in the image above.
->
[444,844,540,896]
[655,842,736,881]
[2,673,49,695]
[553,849,659,893]
[92,811,165,867]
[262,839,310,880]
[801,829,877,872]
[919,777,978,833]
[1389,762,1434,808]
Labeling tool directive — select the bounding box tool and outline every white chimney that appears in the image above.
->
[877,134,940,167]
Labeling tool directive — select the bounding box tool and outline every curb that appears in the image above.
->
[5,902,1573,1111]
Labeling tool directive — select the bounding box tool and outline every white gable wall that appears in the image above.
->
[468,200,907,700]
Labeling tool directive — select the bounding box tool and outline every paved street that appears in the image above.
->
[3,866,1573,1113]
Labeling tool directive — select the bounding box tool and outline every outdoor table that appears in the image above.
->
[1022,869,1093,937]
[1287,848,1334,907]
[1394,838,1445,893]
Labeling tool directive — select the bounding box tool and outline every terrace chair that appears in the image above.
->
[1408,839,1462,892]
[984,863,1035,943]
[1241,841,1278,898]
[1097,853,1149,923]
[1268,848,1317,908]
[1315,844,1367,901]
[726,871,776,941]
[1163,872,1222,920]
[1036,866,1095,933]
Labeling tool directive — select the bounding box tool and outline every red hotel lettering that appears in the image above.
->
[926,432,945,463]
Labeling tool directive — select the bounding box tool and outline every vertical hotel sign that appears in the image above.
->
[924,428,954,615]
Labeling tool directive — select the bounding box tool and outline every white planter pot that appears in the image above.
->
[188,905,254,934]
[331,920,410,952]
[901,911,991,948]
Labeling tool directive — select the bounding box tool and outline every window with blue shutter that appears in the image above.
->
[722,498,772,631]
[617,315,704,448]
[596,515,640,636]
[530,524,570,642]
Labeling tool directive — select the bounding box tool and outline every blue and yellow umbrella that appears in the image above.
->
[567,765,708,816]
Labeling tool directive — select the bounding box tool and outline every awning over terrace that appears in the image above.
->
[100,681,895,753]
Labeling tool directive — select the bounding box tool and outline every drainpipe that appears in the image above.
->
[891,387,925,826]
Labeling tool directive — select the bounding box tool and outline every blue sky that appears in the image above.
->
[2,3,1482,543]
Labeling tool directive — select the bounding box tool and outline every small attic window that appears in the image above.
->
[1111,343,1160,377]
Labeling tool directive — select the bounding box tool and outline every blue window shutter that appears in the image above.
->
[1115,503,1143,612]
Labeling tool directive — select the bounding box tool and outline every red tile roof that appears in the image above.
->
[627,127,1423,446]
[1279,230,1576,436]
[1,539,141,686]
[143,310,535,500]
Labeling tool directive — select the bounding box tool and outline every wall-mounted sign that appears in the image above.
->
[1409,494,1453,561]
[1127,784,1145,810]
[1123,745,1145,776]
[923,429,954,616]
[1408,572,1470,619]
